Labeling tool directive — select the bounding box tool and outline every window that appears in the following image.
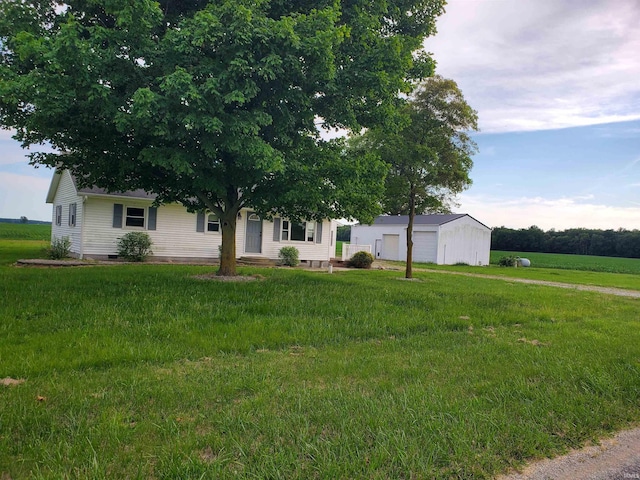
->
[68,203,77,227]
[281,220,315,242]
[306,222,315,242]
[207,214,220,232]
[55,205,62,226]
[125,207,145,228]
[291,222,305,241]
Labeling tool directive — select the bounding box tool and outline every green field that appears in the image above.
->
[491,250,640,274]
[0,222,51,241]
[2,240,640,478]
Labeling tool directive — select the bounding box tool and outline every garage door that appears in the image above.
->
[413,232,437,263]
[382,234,400,261]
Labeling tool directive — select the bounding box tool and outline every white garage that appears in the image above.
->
[350,214,492,266]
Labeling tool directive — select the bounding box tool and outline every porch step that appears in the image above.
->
[330,258,349,267]
[239,256,278,266]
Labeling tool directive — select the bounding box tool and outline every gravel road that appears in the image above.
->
[496,427,640,480]
[415,268,640,298]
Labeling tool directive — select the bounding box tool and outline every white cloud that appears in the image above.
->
[426,0,640,132]
[459,193,640,230]
[0,172,51,221]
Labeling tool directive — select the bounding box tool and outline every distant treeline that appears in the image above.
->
[0,218,51,225]
[337,225,351,242]
[492,226,640,259]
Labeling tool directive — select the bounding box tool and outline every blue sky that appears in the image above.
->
[1,0,640,229]
[425,0,640,229]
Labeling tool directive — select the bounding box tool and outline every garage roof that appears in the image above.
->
[372,214,467,226]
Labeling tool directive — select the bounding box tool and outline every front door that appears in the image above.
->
[245,213,262,254]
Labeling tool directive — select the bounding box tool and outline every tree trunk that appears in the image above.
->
[406,190,415,279]
[218,213,237,276]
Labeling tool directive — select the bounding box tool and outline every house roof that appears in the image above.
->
[75,183,157,200]
[46,168,156,203]
[369,214,490,229]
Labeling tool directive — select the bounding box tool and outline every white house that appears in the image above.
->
[46,169,337,264]
[350,214,491,265]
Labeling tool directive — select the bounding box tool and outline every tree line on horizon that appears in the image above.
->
[491,225,640,259]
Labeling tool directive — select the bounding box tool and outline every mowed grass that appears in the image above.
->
[1,242,640,479]
[0,240,49,265]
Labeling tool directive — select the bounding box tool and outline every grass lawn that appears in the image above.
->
[1,241,640,478]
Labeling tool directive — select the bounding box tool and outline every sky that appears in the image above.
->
[424,0,640,230]
[1,0,639,230]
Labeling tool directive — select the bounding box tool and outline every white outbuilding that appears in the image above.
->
[350,214,491,266]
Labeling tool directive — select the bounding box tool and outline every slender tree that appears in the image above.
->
[357,76,479,278]
[0,0,445,275]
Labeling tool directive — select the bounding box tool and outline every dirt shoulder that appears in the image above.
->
[388,265,640,298]
[496,427,640,480]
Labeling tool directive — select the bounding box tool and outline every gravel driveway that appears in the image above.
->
[496,427,640,480]
[415,268,640,298]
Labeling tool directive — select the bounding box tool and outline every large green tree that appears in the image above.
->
[355,75,478,278]
[0,0,446,275]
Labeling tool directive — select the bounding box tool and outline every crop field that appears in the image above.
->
[0,223,51,241]
[490,250,640,274]
[1,239,640,478]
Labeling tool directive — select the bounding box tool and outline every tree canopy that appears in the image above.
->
[353,75,478,277]
[0,0,446,274]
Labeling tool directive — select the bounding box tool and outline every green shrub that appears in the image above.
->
[117,232,153,262]
[278,246,299,267]
[46,236,71,259]
[498,255,517,267]
[349,250,374,269]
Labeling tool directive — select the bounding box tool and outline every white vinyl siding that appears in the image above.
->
[351,215,491,265]
[79,201,334,261]
[50,170,83,256]
[438,216,491,266]
[48,169,336,262]
[83,201,235,259]
[263,218,333,261]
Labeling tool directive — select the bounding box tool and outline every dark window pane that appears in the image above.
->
[127,207,145,217]
[207,214,219,232]
[291,223,305,241]
[125,207,145,227]
[126,217,145,227]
